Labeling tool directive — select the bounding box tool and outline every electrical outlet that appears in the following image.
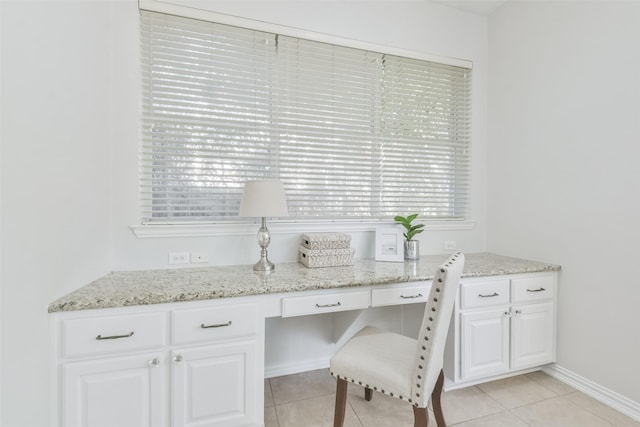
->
[169,252,190,265]
[444,240,457,251]
[190,252,209,263]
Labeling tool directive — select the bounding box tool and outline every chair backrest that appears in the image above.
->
[411,252,465,407]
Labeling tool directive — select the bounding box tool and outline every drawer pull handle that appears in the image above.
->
[95,331,134,340]
[200,321,232,329]
[526,287,546,292]
[478,292,499,298]
[315,302,342,308]
[400,293,423,299]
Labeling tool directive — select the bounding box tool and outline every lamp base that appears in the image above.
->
[253,217,275,271]
[253,257,275,272]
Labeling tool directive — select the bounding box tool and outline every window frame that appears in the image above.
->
[135,0,475,237]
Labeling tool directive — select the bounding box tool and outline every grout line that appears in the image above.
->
[347,398,366,427]
[268,379,281,427]
[562,392,619,427]
[475,384,509,411]
[508,408,534,426]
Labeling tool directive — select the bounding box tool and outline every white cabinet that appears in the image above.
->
[171,303,261,427]
[172,341,258,427]
[449,273,557,387]
[62,352,166,427]
[461,308,510,379]
[511,302,554,370]
[281,290,370,317]
[371,283,431,307]
[52,267,558,422]
[53,301,263,427]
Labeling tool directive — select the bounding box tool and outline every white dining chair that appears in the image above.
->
[329,252,465,427]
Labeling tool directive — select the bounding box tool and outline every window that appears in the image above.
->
[140,11,471,224]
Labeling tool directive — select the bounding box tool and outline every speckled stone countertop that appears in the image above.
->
[48,253,560,313]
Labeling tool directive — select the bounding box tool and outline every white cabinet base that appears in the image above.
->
[62,353,165,427]
[172,340,259,427]
[461,309,510,380]
[446,272,557,388]
[511,302,555,370]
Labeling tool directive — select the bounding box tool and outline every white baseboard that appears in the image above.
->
[543,364,640,422]
[265,358,329,379]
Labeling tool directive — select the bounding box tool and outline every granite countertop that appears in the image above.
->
[48,253,560,313]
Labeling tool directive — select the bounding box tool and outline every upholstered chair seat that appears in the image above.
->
[330,253,465,427]
[330,326,416,400]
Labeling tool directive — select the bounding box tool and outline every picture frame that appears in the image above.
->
[374,227,404,262]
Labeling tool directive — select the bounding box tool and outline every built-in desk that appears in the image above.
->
[49,253,560,427]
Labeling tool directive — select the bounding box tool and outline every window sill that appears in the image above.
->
[130,219,476,238]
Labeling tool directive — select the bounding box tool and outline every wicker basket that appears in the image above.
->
[301,233,351,250]
[298,245,354,268]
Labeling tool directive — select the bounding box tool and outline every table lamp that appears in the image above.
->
[239,179,289,271]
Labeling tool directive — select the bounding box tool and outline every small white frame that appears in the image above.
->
[375,227,404,262]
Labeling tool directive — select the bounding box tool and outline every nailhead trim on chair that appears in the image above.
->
[329,370,410,402]
[330,253,463,411]
[412,252,462,406]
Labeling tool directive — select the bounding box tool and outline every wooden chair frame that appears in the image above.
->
[333,369,447,427]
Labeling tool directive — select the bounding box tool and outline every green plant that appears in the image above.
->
[394,213,425,242]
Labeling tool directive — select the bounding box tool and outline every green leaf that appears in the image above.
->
[394,213,423,240]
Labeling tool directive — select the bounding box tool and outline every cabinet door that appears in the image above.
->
[511,302,555,370]
[62,353,165,427]
[172,339,259,427]
[461,309,510,380]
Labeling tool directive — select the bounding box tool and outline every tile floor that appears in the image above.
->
[264,369,639,427]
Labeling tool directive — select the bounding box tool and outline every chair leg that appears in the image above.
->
[412,405,429,427]
[334,378,348,427]
[431,369,447,427]
[364,387,373,401]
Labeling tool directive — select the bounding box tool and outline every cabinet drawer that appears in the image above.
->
[460,280,510,309]
[512,276,554,303]
[62,312,167,358]
[372,284,431,307]
[282,290,370,318]
[172,303,258,345]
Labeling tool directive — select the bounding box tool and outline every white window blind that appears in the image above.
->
[140,11,471,223]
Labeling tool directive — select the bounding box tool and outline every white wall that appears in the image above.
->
[488,1,640,404]
[110,0,490,271]
[0,1,488,425]
[0,2,113,425]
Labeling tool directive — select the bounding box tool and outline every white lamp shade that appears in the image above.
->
[239,180,289,217]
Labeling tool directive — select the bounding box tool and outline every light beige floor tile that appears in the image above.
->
[565,391,640,426]
[347,388,418,427]
[265,379,275,407]
[526,370,576,395]
[511,395,614,426]
[451,411,530,427]
[264,405,279,427]
[270,369,337,405]
[276,394,362,427]
[439,386,505,424]
[477,374,557,409]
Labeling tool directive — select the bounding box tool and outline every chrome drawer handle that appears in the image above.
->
[400,293,423,299]
[316,302,341,308]
[200,321,232,329]
[96,331,134,340]
[526,287,546,292]
[478,292,499,298]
